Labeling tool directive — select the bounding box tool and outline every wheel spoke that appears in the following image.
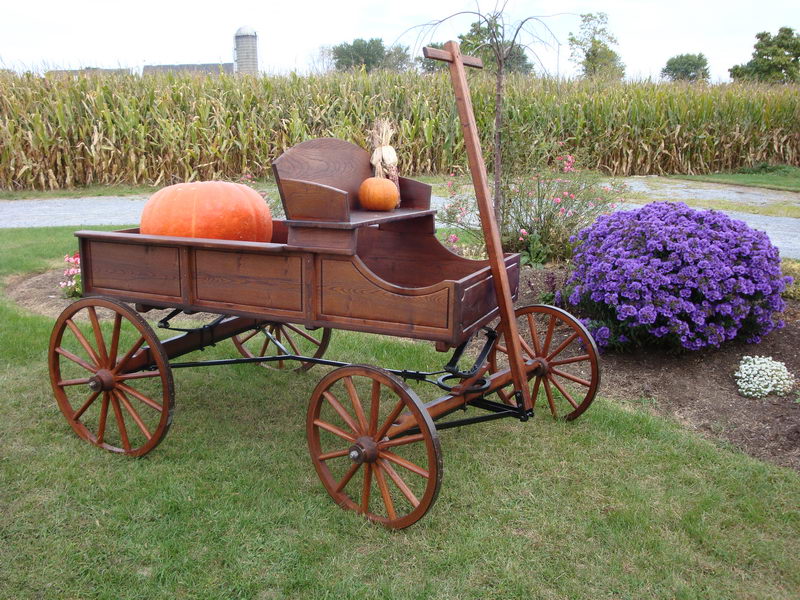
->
[111,335,146,374]
[344,377,369,433]
[542,377,558,418]
[379,450,429,478]
[87,307,109,363]
[258,331,272,357]
[541,315,556,357]
[284,324,321,346]
[378,433,425,449]
[373,463,397,520]
[110,393,131,451]
[281,327,303,356]
[65,319,101,366]
[518,337,537,360]
[116,382,163,412]
[369,380,380,436]
[58,377,93,387]
[551,354,591,367]
[73,390,101,420]
[56,346,97,374]
[334,462,360,493]
[238,328,261,344]
[318,448,350,461]
[530,376,542,410]
[527,313,542,355]
[361,463,373,514]
[108,313,122,366]
[115,390,152,440]
[551,368,592,387]
[322,391,360,435]
[314,419,356,442]
[548,375,580,409]
[378,459,420,508]
[547,331,579,361]
[96,392,110,444]
[375,399,406,440]
[496,343,508,355]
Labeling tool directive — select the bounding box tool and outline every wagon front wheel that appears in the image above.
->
[490,305,600,421]
[307,365,442,529]
[232,323,331,371]
[48,297,174,456]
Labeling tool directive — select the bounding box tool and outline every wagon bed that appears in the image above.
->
[76,213,519,348]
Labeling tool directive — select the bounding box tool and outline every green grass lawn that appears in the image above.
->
[670,165,800,193]
[1,227,799,599]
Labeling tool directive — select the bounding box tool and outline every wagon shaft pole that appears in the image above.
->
[422,42,531,410]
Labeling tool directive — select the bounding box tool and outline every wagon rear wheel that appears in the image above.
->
[307,365,442,529]
[231,323,331,371]
[490,305,600,421]
[48,297,174,456]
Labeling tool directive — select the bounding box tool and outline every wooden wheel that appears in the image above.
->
[48,297,174,456]
[490,305,600,421]
[231,323,331,371]
[307,365,442,529]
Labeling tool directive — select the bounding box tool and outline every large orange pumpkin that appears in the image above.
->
[140,181,272,242]
[358,177,400,211]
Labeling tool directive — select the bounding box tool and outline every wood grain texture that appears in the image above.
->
[88,241,181,298]
[273,138,372,211]
[278,178,350,222]
[193,250,303,312]
[319,257,450,330]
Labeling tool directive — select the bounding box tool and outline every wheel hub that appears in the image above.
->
[530,357,549,377]
[349,436,379,464]
[88,369,116,392]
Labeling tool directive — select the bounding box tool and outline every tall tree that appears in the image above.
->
[419,9,547,228]
[331,38,412,72]
[457,20,533,74]
[568,13,625,80]
[332,38,386,72]
[661,53,710,81]
[729,27,800,83]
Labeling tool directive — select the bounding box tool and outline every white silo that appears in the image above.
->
[234,26,258,75]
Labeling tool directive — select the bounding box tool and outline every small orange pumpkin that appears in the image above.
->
[358,177,400,211]
[140,181,272,242]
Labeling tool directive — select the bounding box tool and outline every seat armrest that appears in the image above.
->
[278,178,350,222]
[398,177,432,210]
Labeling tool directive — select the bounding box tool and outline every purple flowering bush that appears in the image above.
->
[559,202,792,352]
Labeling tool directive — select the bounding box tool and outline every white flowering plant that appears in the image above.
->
[733,355,795,399]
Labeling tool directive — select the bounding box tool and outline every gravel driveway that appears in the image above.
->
[2,179,799,258]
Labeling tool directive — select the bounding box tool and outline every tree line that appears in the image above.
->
[319,13,800,84]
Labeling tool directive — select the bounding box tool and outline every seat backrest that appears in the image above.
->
[272,138,373,210]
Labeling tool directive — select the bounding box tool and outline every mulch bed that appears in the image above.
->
[7,266,800,472]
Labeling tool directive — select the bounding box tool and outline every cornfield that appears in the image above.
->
[1,70,798,190]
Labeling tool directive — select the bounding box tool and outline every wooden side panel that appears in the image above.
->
[88,241,181,298]
[319,258,450,331]
[193,250,303,313]
[459,257,520,332]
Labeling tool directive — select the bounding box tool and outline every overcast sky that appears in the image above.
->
[1,0,797,81]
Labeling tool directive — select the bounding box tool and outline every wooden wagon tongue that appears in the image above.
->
[423,42,532,411]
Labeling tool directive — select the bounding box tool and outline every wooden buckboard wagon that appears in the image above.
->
[48,44,600,528]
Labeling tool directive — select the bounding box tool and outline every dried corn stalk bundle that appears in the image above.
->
[369,119,399,205]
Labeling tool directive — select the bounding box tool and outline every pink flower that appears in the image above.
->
[559,207,566,215]
[588,202,595,208]
[567,210,574,217]
[569,193,575,199]
[610,203,618,209]
[519,228,528,236]
[553,197,561,204]
[447,234,459,243]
